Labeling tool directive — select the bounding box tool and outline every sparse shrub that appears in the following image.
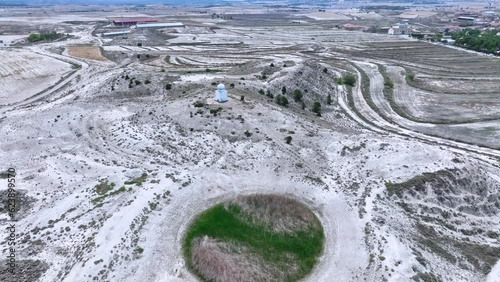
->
[407,72,415,81]
[230,83,235,88]
[161,69,165,72]
[342,73,356,87]
[165,83,172,90]
[293,89,303,102]
[193,101,204,107]
[322,67,328,73]
[281,86,287,94]
[258,89,265,95]
[144,79,151,84]
[275,95,289,107]
[211,82,217,86]
[241,95,245,101]
[244,130,252,137]
[327,94,332,105]
[261,74,267,80]
[285,136,292,144]
[334,77,343,85]
[301,101,306,110]
[137,42,142,47]
[135,80,141,85]
[312,102,321,116]
[266,90,274,98]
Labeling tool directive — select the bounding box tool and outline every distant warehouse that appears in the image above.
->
[112,17,158,26]
[102,30,131,37]
[136,22,184,29]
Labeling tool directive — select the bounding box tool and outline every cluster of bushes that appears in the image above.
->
[338,73,356,86]
[450,29,500,54]
[28,31,63,42]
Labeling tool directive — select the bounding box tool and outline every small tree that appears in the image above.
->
[241,95,245,101]
[270,63,275,67]
[137,42,142,47]
[327,94,332,105]
[258,89,265,95]
[312,102,322,116]
[293,89,303,102]
[28,34,41,42]
[342,74,356,87]
[281,86,287,94]
[144,79,151,84]
[323,67,328,73]
[165,83,172,90]
[276,95,289,107]
[406,72,415,81]
[301,101,306,110]
[285,136,292,144]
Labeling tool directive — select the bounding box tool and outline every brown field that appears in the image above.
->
[67,46,108,61]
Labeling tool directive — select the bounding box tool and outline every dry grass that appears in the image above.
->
[191,236,286,282]
[67,46,108,61]
[229,194,320,233]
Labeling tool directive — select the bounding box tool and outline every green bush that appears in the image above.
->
[293,89,303,102]
[312,102,321,116]
[276,95,289,107]
[342,74,356,87]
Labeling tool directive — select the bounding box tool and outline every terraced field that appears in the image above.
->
[339,41,500,149]
[0,48,74,105]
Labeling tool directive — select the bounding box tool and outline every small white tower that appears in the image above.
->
[215,83,228,103]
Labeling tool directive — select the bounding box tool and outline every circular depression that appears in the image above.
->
[182,194,325,282]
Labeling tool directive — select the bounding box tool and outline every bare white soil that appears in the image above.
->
[0,48,73,105]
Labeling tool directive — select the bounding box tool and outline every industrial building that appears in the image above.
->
[135,22,184,29]
[102,30,131,37]
[112,17,158,26]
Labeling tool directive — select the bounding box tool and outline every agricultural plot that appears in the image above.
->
[343,41,500,149]
[67,46,108,62]
[0,48,73,105]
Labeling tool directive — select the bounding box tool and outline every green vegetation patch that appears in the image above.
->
[124,172,148,186]
[450,29,500,55]
[94,179,115,195]
[183,194,324,282]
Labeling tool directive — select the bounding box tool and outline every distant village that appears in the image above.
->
[339,5,500,53]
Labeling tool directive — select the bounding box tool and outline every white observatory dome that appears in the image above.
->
[217,84,225,90]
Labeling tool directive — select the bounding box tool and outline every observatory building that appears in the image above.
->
[215,84,228,103]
